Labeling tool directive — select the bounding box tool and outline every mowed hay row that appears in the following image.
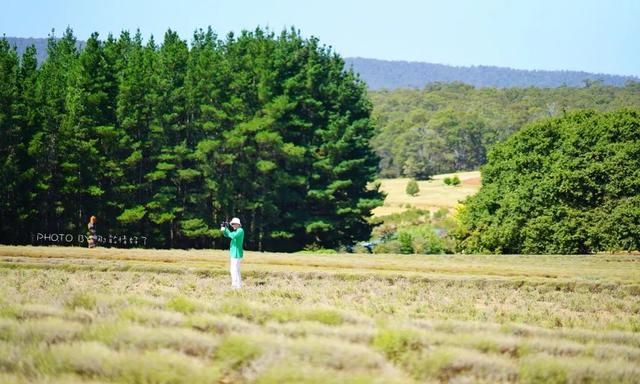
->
[0,247,639,383]
[2,245,639,282]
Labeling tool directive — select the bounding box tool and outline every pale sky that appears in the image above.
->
[2,0,638,76]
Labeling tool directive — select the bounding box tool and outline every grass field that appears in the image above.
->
[1,245,639,383]
[373,171,481,217]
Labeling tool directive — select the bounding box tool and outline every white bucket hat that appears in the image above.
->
[230,217,241,225]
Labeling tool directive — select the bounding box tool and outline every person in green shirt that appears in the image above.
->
[221,217,244,289]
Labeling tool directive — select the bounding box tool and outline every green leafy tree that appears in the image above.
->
[457,109,640,254]
[398,231,414,254]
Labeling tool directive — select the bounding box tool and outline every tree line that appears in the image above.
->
[370,82,640,180]
[0,27,383,251]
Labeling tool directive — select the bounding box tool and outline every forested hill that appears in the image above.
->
[5,37,83,64]
[370,82,640,179]
[5,37,637,89]
[345,57,638,89]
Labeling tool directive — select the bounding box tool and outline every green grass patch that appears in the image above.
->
[519,354,568,384]
[65,292,97,311]
[220,299,270,324]
[302,308,344,326]
[270,307,345,326]
[215,334,262,370]
[372,328,423,362]
[166,296,197,314]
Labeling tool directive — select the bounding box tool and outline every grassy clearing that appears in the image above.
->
[0,245,639,383]
[373,171,481,217]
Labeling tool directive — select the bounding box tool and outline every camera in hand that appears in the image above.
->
[221,221,229,228]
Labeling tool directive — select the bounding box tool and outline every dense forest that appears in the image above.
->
[456,109,640,254]
[369,82,640,179]
[0,28,383,251]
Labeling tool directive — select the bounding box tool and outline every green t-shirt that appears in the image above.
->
[222,227,244,258]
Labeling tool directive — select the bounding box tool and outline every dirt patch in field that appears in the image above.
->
[463,177,481,186]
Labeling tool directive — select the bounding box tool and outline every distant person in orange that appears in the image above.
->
[87,216,97,248]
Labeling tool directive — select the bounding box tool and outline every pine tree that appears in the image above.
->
[143,30,193,247]
[30,28,79,235]
[0,38,21,241]
[13,44,40,241]
[115,31,160,244]
[189,27,233,248]
[59,32,119,236]
[304,45,384,248]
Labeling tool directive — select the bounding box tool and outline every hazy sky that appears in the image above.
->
[2,0,638,76]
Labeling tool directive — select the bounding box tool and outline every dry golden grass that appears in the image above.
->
[1,245,637,283]
[1,245,639,383]
[372,171,481,217]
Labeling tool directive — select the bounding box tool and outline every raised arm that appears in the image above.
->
[223,227,244,239]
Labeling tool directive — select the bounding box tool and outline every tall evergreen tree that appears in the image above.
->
[59,32,119,235]
[29,28,79,235]
[145,29,197,247]
[188,28,229,247]
[0,38,21,242]
[115,31,160,244]
[12,44,40,241]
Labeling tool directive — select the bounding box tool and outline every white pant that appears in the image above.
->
[230,257,242,289]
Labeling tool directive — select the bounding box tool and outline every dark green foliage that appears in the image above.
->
[398,232,414,254]
[29,28,80,235]
[0,28,383,251]
[450,175,460,186]
[405,179,419,196]
[0,38,21,242]
[371,83,640,179]
[456,109,640,254]
[371,208,454,254]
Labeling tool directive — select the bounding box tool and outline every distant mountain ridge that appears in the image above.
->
[4,37,637,89]
[345,57,637,89]
[4,37,83,64]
